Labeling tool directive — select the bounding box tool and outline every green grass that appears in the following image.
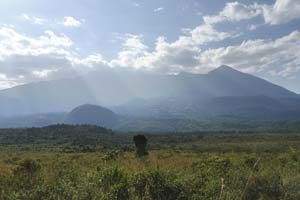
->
[0,150,299,199]
[0,125,300,199]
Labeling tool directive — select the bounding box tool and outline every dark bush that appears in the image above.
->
[133,134,148,157]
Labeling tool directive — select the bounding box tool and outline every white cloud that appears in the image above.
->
[109,30,300,77]
[21,14,86,28]
[133,36,202,73]
[274,66,300,78]
[0,26,108,87]
[71,53,108,68]
[203,0,300,26]
[189,24,233,45]
[32,69,57,78]
[203,2,261,25]
[111,34,148,68]
[0,27,73,58]
[123,34,148,50]
[110,24,234,72]
[154,7,164,13]
[0,25,299,89]
[21,14,47,25]
[62,16,83,27]
[0,73,19,89]
[262,0,300,25]
[196,31,300,76]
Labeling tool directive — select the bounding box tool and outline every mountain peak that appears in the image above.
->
[209,65,240,74]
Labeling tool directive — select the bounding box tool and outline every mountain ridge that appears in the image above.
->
[0,65,299,121]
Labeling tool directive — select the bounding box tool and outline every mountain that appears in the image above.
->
[64,104,119,128]
[203,66,296,98]
[0,68,178,117]
[112,66,300,120]
[0,65,299,123]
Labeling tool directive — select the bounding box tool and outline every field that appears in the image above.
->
[0,125,300,199]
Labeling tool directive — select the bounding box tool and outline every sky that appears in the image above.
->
[0,0,300,92]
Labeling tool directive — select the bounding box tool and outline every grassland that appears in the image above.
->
[0,125,299,199]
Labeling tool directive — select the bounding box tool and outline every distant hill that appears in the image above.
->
[64,104,119,128]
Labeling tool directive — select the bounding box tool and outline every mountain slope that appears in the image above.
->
[0,65,298,118]
[0,78,97,116]
[203,66,296,98]
[167,65,296,99]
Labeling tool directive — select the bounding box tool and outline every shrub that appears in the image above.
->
[13,159,41,177]
[147,168,187,200]
[133,134,148,157]
[10,159,46,199]
[97,166,130,200]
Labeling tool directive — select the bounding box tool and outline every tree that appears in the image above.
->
[133,134,148,157]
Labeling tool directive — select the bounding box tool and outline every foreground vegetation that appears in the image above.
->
[0,125,299,199]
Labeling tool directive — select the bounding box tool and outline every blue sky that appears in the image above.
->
[0,0,300,92]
